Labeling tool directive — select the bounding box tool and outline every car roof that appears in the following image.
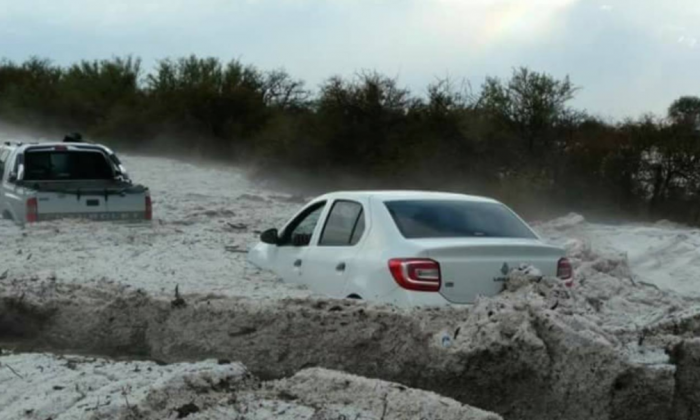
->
[1,141,22,149]
[316,190,499,204]
[9,142,112,152]
[22,142,102,147]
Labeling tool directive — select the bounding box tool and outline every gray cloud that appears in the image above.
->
[0,0,697,119]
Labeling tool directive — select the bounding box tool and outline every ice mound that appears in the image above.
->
[536,212,586,231]
[0,353,502,420]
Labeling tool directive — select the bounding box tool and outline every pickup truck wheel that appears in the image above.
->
[346,294,362,300]
[2,211,12,220]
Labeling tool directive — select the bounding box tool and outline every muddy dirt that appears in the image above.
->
[670,339,700,419]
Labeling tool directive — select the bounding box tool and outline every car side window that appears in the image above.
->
[349,210,365,245]
[319,200,365,246]
[279,202,326,246]
[0,151,7,180]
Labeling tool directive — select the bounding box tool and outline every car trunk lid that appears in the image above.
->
[412,238,565,304]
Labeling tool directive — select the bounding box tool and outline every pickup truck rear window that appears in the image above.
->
[385,200,537,239]
[24,151,114,181]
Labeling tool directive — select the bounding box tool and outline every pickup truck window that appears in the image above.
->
[0,150,8,179]
[24,151,114,181]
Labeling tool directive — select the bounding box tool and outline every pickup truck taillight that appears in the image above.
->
[145,196,152,220]
[26,198,38,223]
[557,257,574,287]
[389,258,441,292]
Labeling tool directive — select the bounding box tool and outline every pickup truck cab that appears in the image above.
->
[0,140,152,225]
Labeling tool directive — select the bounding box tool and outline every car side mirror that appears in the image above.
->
[260,228,279,245]
[8,172,17,183]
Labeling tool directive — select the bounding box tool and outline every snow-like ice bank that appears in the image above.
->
[1,156,698,305]
[0,352,501,420]
[1,264,696,419]
[0,155,313,300]
[536,213,700,297]
[3,154,700,419]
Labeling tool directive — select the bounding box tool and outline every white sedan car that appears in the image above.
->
[248,191,572,306]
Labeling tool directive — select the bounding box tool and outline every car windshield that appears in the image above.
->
[385,200,536,239]
[23,150,114,181]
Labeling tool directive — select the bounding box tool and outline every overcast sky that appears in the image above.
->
[0,0,698,119]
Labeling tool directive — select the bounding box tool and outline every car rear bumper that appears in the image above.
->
[382,287,456,308]
[35,211,149,222]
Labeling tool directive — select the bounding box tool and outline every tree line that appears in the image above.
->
[1,56,700,223]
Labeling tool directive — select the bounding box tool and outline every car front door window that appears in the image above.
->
[280,203,326,247]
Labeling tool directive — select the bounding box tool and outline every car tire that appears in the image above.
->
[346,294,362,300]
[2,210,12,220]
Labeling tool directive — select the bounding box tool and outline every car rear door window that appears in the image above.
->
[349,211,365,245]
[320,201,365,246]
[385,200,536,239]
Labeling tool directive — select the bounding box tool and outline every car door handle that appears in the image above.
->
[294,259,302,268]
[336,262,346,272]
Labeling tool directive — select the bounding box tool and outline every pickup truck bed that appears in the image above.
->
[1,142,152,224]
[26,180,151,222]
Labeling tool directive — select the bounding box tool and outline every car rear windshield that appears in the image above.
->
[384,200,536,239]
[24,150,114,181]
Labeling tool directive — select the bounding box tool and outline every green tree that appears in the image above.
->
[478,67,578,152]
[315,72,415,172]
[669,96,700,128]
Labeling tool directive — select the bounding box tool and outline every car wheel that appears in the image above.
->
[2,210,12,220]
[346,294,362,300]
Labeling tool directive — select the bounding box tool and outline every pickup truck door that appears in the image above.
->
[271,201,328,285]
[302,199,368,298]
[0,150,24,221]
[0,150,9,217]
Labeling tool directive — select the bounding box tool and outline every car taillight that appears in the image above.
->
[557,257,574,287]
[26,197,38,223]
[145,196,152,220]
[388,258,441,292]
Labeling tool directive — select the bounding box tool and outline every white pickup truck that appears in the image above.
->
[0,140,152,225]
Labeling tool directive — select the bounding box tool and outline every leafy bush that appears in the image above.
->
[1,57,699,224]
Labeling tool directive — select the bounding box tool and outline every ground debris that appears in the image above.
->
[171,285,186,308]
[224,245,247,253]
[226,222,247,231]
[174,402,200,418]
[0,361,23,379]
